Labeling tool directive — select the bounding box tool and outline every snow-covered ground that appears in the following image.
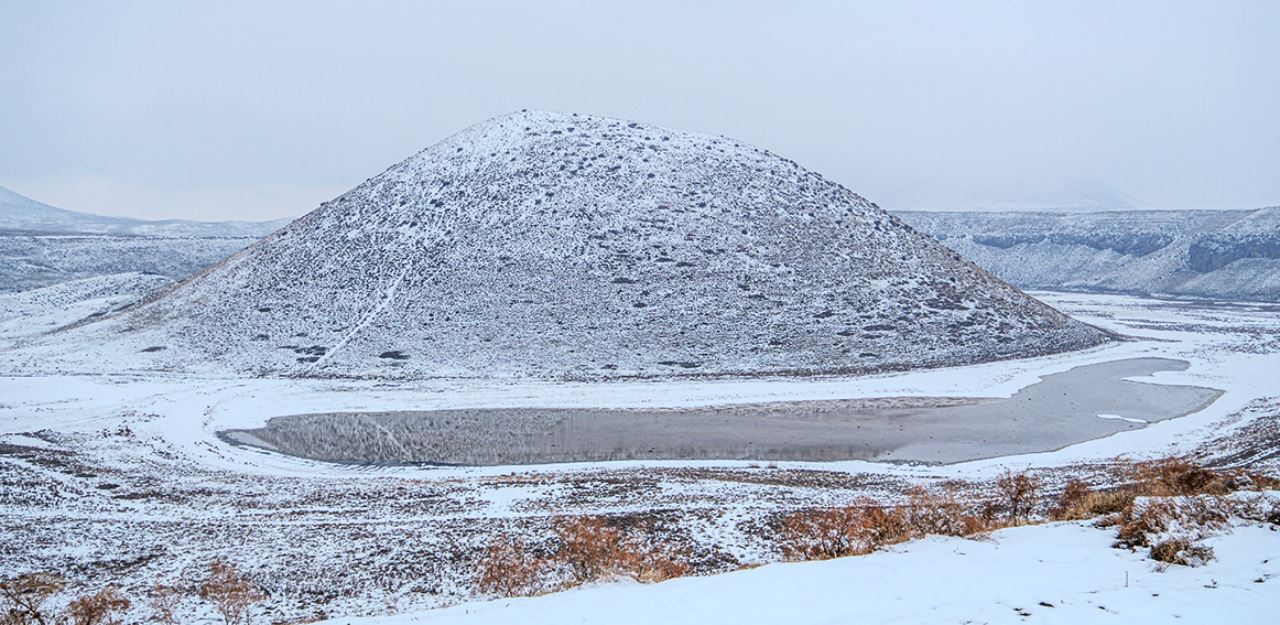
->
[2,292,1278,622]
[348,521,1279,625]
[4,291,1274,478]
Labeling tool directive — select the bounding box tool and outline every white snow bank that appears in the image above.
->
[326,521,1279,625]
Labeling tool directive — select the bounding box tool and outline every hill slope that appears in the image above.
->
[39,111,1107,378]
[0,233,264,293]
[0,272,171,342]
[897,208,1280,302]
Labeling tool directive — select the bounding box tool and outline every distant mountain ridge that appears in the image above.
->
[897,207,1280,302]
[24,110,1108,379]
[0,185,290,237]
[0,185,287,292]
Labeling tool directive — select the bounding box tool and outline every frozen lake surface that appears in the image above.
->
[223,357,1221,465]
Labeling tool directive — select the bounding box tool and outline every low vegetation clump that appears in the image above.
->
[1148,537,1215,567]
[1,572,65,625]
[0,575,130,625]
[1095,459,1280,567]
[1049,479,1132,521]
[64,587,130,625]
[779,487,996,562]
[778,501,910,560]
[1,562,264,625]
[777,460,1277,571]
[904,486,990,537]
[477,515,692,597]
[200,560,267,625]
[477,534,547,597]
[994,469,1041,525]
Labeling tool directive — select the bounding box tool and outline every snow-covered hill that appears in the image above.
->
[898,208,1280,301]
[0,185,290,237]
[0,272,171,341]
[0,233,262,293]
[32,111,1107,378]
[0,185,290,292]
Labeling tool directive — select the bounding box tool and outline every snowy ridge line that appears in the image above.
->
[898,207,1280,302]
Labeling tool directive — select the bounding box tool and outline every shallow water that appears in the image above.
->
[221,357,1221,465]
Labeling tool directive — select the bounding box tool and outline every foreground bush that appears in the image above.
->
[199,561,267,625]
[65,587,129,625]
[779,503,906,560]
[1050,479,1133,521]
[0,573,63,625]
[477,534,547,597]
[477,516,691,597]
[1,578,130,625]
[994,469,1040,525]
[1149,537,1215,567]
[904,486,990,537]
[779,489,993,562]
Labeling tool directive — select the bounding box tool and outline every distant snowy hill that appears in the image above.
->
[0,185,290,237]
[0,185,288,292]
[897,208,1280,301]
[27,110,1107,379]
[0,272,171,341]
[0,233,262,293]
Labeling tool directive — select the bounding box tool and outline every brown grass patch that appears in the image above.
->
[477,534,549,597]
[778,489,993,562]
[476,516,692,597]
[904,486,990,537]
[1149,537,1215,567]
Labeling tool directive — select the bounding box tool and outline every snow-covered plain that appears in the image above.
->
[2,292,1278,623]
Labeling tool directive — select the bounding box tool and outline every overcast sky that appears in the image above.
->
[2,0,1278,220]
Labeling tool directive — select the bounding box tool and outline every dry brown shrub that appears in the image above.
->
[1149,537,1215,567]
[551,516,691,586]
[861,505,912,545]
[779,507,873,561]
[1113,495,1232,550]
[904,486,988,536]
[477,534,548,597]
[779,501,912,561]
[1131,457,1224,496]
[553,516,641,584]
[65,587,129,625]
[631,549,693,584]
[1049,479,1093,520]
[478,517,693,597]
[1083,489,1137,517]
[1245,471,1280,491]
[1114,498,1175,548]
[148,585,183,625]
[0,573,64,625]
[199,561,266,625]
[995,469,1040,524]
[1051,480,1136,521]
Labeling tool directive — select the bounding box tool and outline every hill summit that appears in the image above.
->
[53,111,1108,378]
